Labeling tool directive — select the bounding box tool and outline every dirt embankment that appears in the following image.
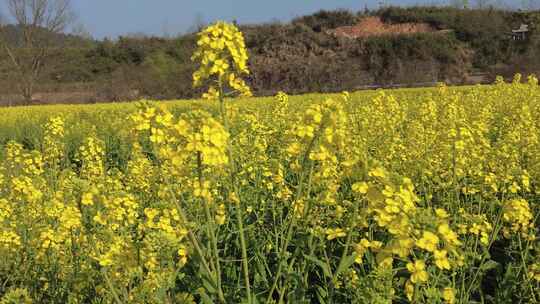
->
[328,17,440,39]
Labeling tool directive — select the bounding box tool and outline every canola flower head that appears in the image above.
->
[192,21,252,99]
[416,230,440,252]
[434,249,451,270]
[407,260,429,283]
[276,91,289,103]
[438,223,461,246]
[502,198,534,238]
[528,262,540,282]
[352,182,369,194]
[442,287,456,304]
[405,280,415,301]
[326,228,346,240]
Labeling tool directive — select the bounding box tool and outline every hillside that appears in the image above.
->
[1,6,540,105]
[328,16,439,38]
[0,24,92,47]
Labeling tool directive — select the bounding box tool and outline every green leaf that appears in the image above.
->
[304,254,332,279]
[335,254,357,277]
[199,270,217,295]
[317,286,328,298]
[198,290,214,304]
[201,277,217,295]
[316,286,328,304]
[481,260,500,272]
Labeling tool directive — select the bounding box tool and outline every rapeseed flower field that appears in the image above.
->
[0,22,538,303]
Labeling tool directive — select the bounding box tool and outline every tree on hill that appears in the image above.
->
[0,0,75,104]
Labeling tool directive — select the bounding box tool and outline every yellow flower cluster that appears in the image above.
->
[351,167,466,302]
[132,104,230,168]
[77,136,106,180]
[286,98,349,208]
[4,141,44,177]
[529,262,540,283]
[502,198,535,239]
[42,117,65,168]
[457,209,493,246]
[125,143,155,192]
[407,260,428,283]
[326,228,346,240]
[192,21,252,98]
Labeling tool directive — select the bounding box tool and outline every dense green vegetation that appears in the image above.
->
[1,6,540,103]
[378,7,539,68]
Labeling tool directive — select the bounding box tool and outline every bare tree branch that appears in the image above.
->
[0,0,74,104]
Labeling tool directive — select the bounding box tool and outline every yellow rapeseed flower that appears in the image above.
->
[326,228,346,240]
[416,230,440,252]
[407,260,429,283]
[442,287,456,304]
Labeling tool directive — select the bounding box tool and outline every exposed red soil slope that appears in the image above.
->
[329,17,438,39]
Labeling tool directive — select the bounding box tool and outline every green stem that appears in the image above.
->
[332,208,357,284]
[197,152,225,303]
[518,235,538,303]
[167,179,226,303]
[102,270,124,304]
[266,124,324,304]
[464,206,504,299]
[218,80,252,304]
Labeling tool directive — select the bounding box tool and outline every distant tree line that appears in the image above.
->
[1,6,540,104]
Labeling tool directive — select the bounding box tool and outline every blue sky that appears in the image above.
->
[71,0,448,39]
